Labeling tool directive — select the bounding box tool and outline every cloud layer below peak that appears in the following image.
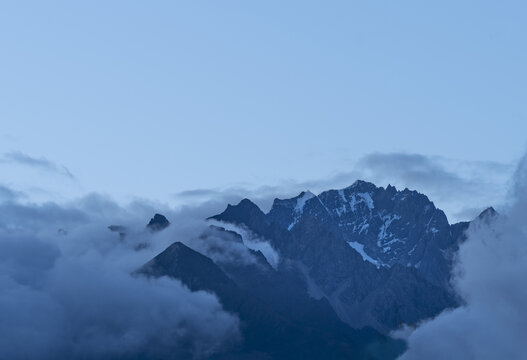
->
[0,195,240,360]
[397,154,527,360]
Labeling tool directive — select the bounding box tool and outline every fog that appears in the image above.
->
[0,195,240,360]
[398,154,527,360]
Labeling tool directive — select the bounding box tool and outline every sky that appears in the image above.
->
[1,1,526,221]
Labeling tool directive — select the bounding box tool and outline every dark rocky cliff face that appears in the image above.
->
[265,181,457,286]
[147,213,171,232]
[138,180,491,358]
[138,239,405,360]
[210,181,481,333]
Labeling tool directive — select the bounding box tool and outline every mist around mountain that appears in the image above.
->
[398,154,527,360]
[1,161,525,359]
[208,181,464,332]
[134,180,496,359]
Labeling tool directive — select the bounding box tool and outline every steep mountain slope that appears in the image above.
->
[136,181,489,357]
[138,238,405,360]
[265,181,459,285]
[210,181,476,332]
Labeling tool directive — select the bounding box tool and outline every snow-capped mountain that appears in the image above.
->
[138,180,493,357]
[209,180,491,332]
[267,180,459,286]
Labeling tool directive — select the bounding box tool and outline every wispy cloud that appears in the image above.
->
[1,151,75,179]
[354,153,509,199]
[357,153,469,191]
[351,153,512,220]
[0,194,240,359]
[0,185,24,202]
[397,153,527,360]
[174,185,295,214]
[174,152,512,222]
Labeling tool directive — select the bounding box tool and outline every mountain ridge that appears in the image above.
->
[138,179,493,358]
[209,180,484,332]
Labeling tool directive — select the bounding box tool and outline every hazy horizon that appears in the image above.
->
[1,1,526,222]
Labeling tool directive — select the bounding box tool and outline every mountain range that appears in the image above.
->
[135,180,494,359]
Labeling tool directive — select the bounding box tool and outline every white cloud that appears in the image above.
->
[0,195,240,360]
[397,154,527,360]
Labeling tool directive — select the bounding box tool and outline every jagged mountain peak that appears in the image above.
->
[138,241,236,294]
[344,179,378,193]
[208,198,268,233]
[147,213,170,232]
[478,206,497,219]
[237,198,259,208]
[139,180,475,342]
[298,189,315,197]
[205,179,461,334]
[386,184,397,194]
[222,198,263,214]
[212,180,455,285]
[270,190,315,207]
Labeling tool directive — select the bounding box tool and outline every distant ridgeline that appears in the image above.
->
[137,180,496,360]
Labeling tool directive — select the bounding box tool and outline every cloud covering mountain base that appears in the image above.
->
[1,151,525,359]
[0,197,240,360]
[398,154,527,360]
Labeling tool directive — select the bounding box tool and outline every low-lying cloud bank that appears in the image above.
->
[174,152,511,222]
[0,150,520,359]
[397,154,527,360]
[0,195,240,360]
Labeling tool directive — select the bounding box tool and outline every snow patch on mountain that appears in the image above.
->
[358,193,375,210]
[294,191,315,214]
[338,189,347,203]
[354,221,369,234]
[288,191,315,230]
[332,189,375,217]
[377,214,401,247]
[346,192,375,212]
[348,241,383,268]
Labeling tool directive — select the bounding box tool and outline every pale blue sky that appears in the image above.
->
[0,1,525,219]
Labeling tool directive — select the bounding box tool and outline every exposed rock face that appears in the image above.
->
[147,213,170,232]
[139,238,404,360]
[266,181,458,285]
[138,181,494,357]
[210,181,480,332]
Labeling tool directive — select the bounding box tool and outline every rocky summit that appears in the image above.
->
[139,180,492,359]
[209,180,489,333]
[147,213,171,232]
